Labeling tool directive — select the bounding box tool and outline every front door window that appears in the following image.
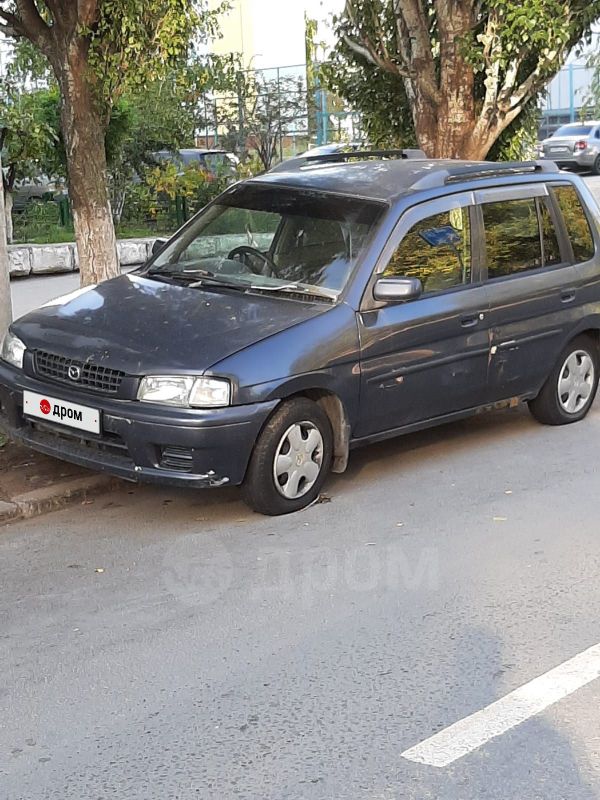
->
[383,207,472,293]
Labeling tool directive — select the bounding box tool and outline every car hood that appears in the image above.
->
[13,274,327,375]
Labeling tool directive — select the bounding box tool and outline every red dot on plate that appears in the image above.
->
[40,399,51,415]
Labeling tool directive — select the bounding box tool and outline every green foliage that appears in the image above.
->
[86,0,229,111]
[583,49,600,118]
[4,38,50,86]
[12,198,62,243]
[489,100,541,161]
[0,85,59,190]
[320,57,415,148]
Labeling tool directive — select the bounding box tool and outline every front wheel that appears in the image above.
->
[242,398,333,515]
[528,336,599,425]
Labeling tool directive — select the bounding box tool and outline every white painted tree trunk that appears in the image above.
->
[4,190,13,245]
[0,153,12,335]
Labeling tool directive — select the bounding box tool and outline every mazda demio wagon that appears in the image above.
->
[2,153,600,515]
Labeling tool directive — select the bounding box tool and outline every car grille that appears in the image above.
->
[35,351,125,394]
[24,419,133,465]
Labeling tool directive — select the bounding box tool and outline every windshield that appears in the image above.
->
[553,125,593,137]
[147,183,384,299]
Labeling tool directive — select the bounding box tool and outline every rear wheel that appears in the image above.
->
[592,155,600,176]
[528,336,599,425]
[242,397,333,515]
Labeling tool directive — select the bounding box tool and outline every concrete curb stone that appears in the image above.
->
[10,474,121,521]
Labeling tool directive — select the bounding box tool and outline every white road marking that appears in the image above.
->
[401,641,600,768]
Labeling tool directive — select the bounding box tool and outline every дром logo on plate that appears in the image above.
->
[39,399,51,415]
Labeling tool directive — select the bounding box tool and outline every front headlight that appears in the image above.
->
[0,330,26,369]
[137,376,231,408]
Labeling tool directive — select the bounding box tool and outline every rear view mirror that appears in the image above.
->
[151,238,167,256]
[373,277,423,303]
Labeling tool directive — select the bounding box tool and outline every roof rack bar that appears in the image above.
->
[410,160,559,191]
[443,160,555,184]
[304,148,427,164]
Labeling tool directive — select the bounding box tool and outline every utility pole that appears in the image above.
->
[0,150,12,334]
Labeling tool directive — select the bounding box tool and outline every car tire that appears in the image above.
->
[593,156,600,176]
[528,335,599,425]
[242,397,333,515]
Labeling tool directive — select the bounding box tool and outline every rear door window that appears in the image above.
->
[482,196,564,280]
[539,199,562,267]
[483,198,542,279]
[552,185,595,263]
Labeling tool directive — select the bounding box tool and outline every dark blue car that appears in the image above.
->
[2,152,600,514]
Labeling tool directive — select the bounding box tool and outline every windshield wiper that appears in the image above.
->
[249,283,335,302]
[147,268,248,291]
[147,266,216,279]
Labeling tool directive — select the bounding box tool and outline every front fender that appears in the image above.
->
[209,302,361,426]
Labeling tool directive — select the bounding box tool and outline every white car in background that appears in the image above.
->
[540,122,600,174]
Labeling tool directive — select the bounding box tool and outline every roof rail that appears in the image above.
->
[305,148,427,164]
[411,160,559,191]
[269,148,427,173]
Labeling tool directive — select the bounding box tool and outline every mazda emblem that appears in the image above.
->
[68,365,82,382]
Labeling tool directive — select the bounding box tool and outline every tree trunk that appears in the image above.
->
[0,152,12,335]
[4,190,13,245]
[55,43,119,287]
[413,100,501,161]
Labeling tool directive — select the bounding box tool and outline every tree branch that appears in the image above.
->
[77,0,99,28]
[0,7,24,37]
[342,33,410,78]
[14,0,51,45]
[392,0,440,103]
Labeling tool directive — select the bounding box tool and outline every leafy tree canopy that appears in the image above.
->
[324,0,600,159]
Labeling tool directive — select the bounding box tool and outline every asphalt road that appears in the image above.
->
[4,172,600,798]
[3,400,600,799]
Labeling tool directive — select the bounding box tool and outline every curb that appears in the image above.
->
[0,473,122,526]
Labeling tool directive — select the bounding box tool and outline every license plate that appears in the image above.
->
[23,390,101,434]
[550,147,568,153]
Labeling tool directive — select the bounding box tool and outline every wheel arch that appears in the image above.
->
[254,386,351,475]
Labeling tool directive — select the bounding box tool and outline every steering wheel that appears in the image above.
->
[228,245,278,277]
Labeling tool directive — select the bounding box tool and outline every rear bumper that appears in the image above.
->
[541,151,597,168]
[0,361,277,488]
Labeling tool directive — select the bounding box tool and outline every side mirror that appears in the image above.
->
[373,276,423,303]
[151,238,167,256]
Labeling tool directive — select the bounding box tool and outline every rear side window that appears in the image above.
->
[553,185,595,263]
[383,207,472,293]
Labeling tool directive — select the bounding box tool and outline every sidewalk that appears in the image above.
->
[0,437,120,524]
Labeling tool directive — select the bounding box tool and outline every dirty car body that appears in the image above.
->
[2,154,600,514]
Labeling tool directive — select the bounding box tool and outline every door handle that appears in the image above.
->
[460,313,483,328]
[561,289,576,303]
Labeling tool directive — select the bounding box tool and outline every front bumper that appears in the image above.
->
[0,361,277,488]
